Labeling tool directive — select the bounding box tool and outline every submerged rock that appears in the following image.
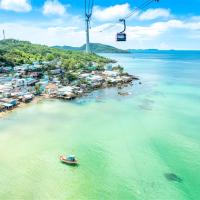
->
[164,173,183,183]
[118,91,130,96]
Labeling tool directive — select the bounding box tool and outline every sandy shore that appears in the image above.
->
[0,95,47,119]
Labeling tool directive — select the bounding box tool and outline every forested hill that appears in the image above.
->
[54,43,129,53]
[0,39,113,67]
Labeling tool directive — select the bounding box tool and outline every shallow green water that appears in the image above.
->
[0,52,200,200]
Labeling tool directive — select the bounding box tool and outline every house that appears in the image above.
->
[11,92,21,98]
[104,64,113,71]
[2,92,12,98]
[79,73,90,79]
[0,98,18,106]
[52,77,60,84]
[106,77,118,84]
[37,80,49,92]
[14,66,26,72]
[12,78,26,87]
[50,68,62,75]
[57,86,76,99]
[0,103,5,112]
[26,78,38,86]
[0,76,13,85]
[42,61,49,65]
[103,71,119,77]
[22,94,34,103]
[0,67,13,73]
[45,83,58,95]
[87,75,103,83]
[2,103,13,110]
[33,61,40,66]
[29,72,42,78]
[0,84,13,97]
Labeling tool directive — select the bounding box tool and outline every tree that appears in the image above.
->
[35,84,41,95]
[112,65,124,73]
[65,72,78,83]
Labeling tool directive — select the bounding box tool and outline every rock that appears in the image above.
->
[118,91,130,96]
[164,173,183,183]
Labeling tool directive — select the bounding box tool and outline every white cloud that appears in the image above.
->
[93,3,131,21]
[1,16,200,50]
[0,22,84,46]
[125,20,193,40]
[139,8,171,20]
[0,0,31,12]
[43,0,67,16]
[92,5,171,23]
[159,42,170,50]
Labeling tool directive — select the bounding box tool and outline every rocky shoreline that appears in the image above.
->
[0,68,139,118]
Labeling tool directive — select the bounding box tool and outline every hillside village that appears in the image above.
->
[0,42,138,113]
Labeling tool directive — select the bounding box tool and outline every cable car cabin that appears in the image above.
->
[117,33,126,42]
[117,19,126,42]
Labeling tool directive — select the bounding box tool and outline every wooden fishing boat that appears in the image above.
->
[59,155,78,165]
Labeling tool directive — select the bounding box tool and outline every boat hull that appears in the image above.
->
[59,156,78,165]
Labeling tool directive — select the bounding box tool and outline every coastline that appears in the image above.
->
[0,77,138,119]
[0,95,46,119]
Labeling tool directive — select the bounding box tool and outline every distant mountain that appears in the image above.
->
[54,43,129,53]
[54,45,80,51]
[128,49,160,53]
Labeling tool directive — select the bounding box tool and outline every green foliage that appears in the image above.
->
[64,72,79,83]
[112,65,124,73]
[0,39,113,69]
[35,84,42,95]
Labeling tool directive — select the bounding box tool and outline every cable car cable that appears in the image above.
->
[125,0,155,19]
[100,0,154,32]
[100,0,159,32]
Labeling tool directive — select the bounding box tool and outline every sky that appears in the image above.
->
[0,0,200,50]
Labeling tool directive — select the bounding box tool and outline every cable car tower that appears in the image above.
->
[85,0,94,53]
[2,29,5,40]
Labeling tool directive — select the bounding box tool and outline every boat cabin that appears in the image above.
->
[67,155,76,162]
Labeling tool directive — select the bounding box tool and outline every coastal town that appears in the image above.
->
[0,60,138,115]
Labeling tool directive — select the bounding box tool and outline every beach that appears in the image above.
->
[0,95,47,119]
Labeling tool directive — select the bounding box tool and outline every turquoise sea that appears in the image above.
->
[0,51,200,200]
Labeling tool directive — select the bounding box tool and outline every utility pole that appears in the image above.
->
[3,29,5,40]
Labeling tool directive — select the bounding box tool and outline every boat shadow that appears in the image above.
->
[60,161,79,168]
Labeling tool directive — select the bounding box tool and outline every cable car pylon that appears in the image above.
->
[85,0,94,53]
[2,29,5,40]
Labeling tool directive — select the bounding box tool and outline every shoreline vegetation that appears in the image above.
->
[0,39,139,118]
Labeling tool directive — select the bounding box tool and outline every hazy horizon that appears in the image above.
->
[1,38,200,51]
